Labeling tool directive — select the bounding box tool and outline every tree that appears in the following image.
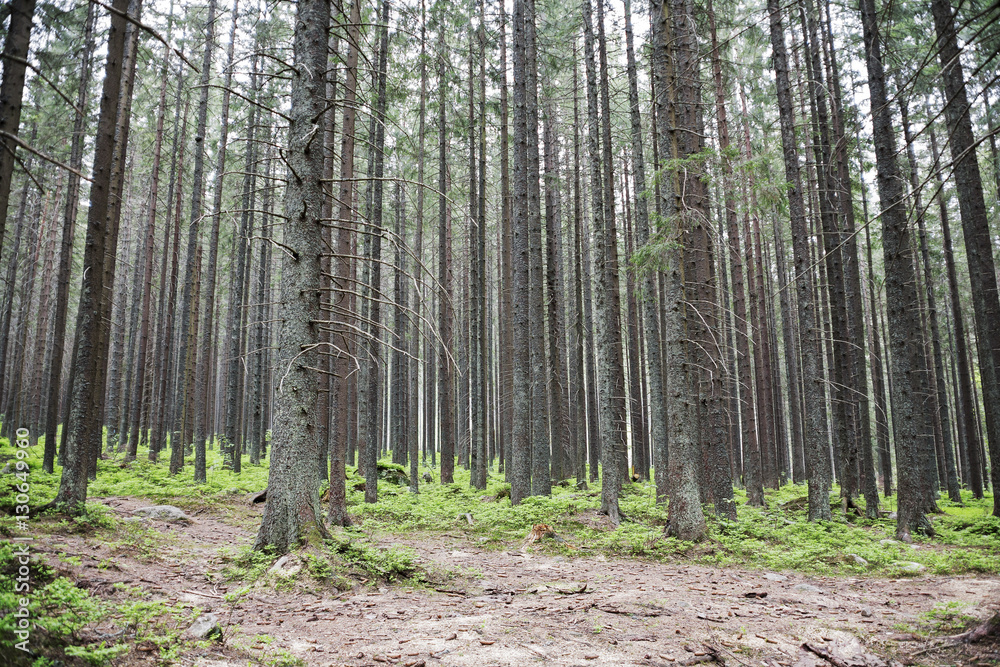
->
[48,0,135,514]
[0,0,37,256]
[858,0,935,539]
[254,0,331,552]
[766,0,832,521]
[929,0,1000,517]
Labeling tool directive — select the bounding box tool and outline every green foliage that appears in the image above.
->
[222,545,279,583]
[919,601,977,635]
[324,535,418,582]
[348,461,999,577]
[0,541,200,665]
[0,436,270,513]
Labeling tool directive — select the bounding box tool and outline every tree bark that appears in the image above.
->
[858,0,935,539]
[929,0,1000,516]
[766,0,832,520]
[254,0,331,552]
[0,0,37,255]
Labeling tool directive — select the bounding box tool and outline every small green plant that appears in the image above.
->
[920,601,977,635]
[222,545,278,582]
[324,536,418,582]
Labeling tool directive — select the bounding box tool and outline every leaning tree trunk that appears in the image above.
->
[49,0,132,514]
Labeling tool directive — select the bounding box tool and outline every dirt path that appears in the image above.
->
[38,497,1000,666]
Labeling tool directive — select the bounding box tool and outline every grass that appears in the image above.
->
[347,463,1000,576]
[0,431,270,514]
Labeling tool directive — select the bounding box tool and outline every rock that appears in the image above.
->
[888,512,898,520]
[847,554,869,567]
[576,480,589,491]
[861,608,873,618]
[763,573,787,582]
[377,461,410,486]
[132,505,192,524]
[185,613,222,640]
[422,472,433,483]
[879,538,900,547]
[269,554,302,577]
[793,584,824,594]
[0,462,11,475]
[895,561,926,574]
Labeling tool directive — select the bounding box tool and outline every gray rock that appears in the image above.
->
[861,608,873,618]
[895,561,926,574]
[879,538,900,547]
[185,613,222,640]
[847,554,869,567]
[0,462,11,475]
[132,505,192,524]
[268,554,302,577]
[793,583,824,594]
[763,573,787,582]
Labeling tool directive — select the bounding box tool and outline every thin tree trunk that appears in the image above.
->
[930,124,984,499]
[766,0,832,520]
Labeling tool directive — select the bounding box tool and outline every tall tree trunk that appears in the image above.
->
[175,0,218,465]
[0,0,37,255]
[929,0,1000,516]
[899,101,962,503]
[525,0,550,497]
[858,0,936,539]
[593,0,627,520]
[125,48,169,460]
[329,0,362,527]
[544,106,570,484]
[43,2,97,472]
[194,0,240,480]
[362,0,390,505]
[510,0,532,503]
[254,0,331,552]
[930,125,984,499]
[625,0,667,499]
[437,13,456,484]
[49,0,134,514]
[710,4,757,503]
[766,0,832,520]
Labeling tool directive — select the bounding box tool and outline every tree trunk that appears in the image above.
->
[49,0,133,514]
[929,0,1000,516]
[930,124,984,499]
[0,0,37,255]
[510,0,532,504]
[858,0,935,539]
[766,0,832,520]
[254,0,331,552]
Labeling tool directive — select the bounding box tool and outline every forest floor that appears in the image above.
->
[19,492,1000,667]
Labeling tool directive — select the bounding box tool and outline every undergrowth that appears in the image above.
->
[0,433,270,513]
[348,463,1000,576]
[0,542,201,665]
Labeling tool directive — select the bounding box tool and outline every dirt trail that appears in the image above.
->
[38,497,1000,666]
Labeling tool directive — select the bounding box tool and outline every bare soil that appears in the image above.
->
[34,496,1000,667]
